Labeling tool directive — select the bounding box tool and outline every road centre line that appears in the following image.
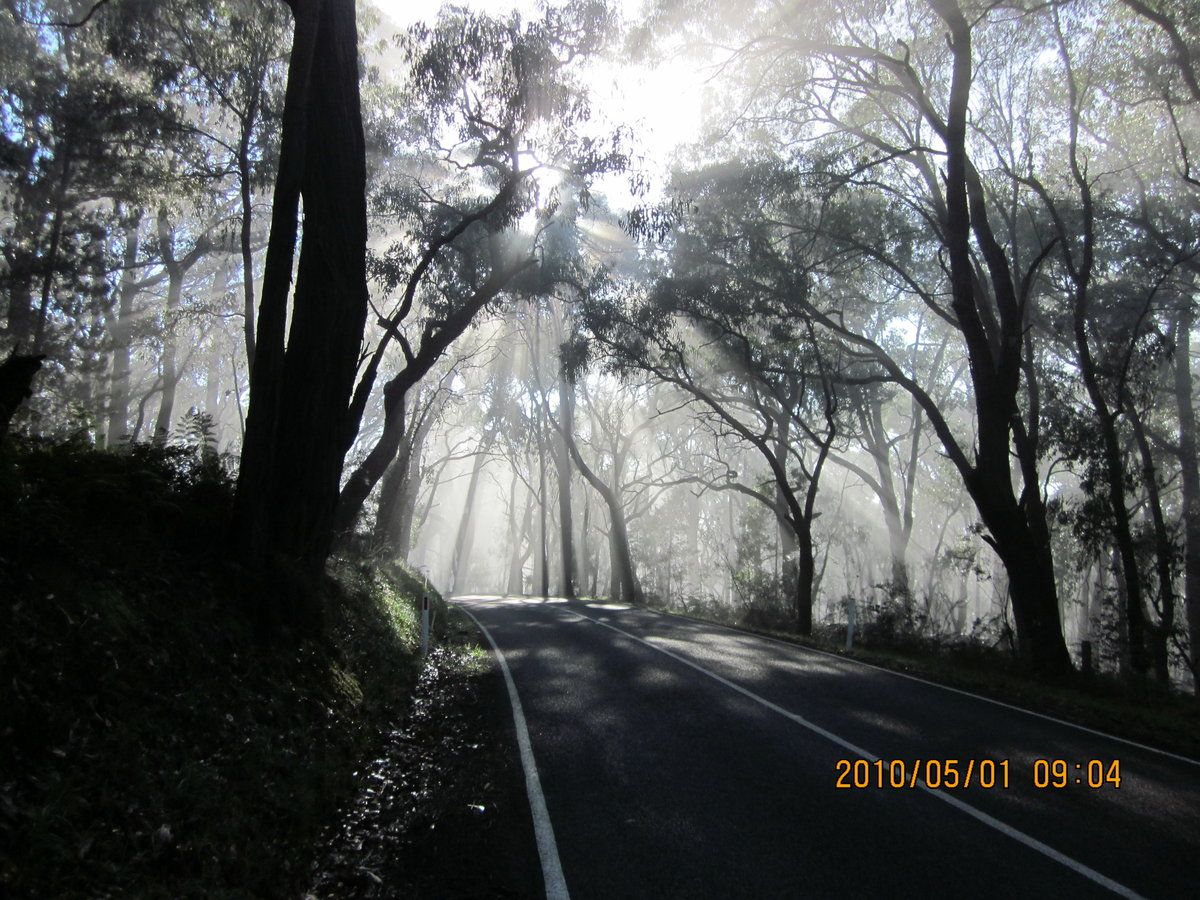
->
[642,605,1200,768]
[457,605,570,900]
[563,606,1144,900]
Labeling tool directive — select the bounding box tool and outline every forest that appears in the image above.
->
[2,0,1200,893]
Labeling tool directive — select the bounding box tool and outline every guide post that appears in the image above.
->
[420,571,430,657]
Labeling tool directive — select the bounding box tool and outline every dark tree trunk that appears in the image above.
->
[33,155,71,355]
[232,0,369,628]
[153,212,183,441]
[373,451,408,552]
[394,435,425,561]
[373,398,435,558]
[556,373,577,598]
[1128,404,1175,684]
[1071,297,1149,674]
[0,351,45,441]
[600,500,640,605]
[928,0,1071,673]
[795,528,815,635]
[537,414,550,599]
[106,215,141,446]
[335,268,518,537]
[1172,300,1200,693]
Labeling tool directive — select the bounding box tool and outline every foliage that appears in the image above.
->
[0,438,435,898]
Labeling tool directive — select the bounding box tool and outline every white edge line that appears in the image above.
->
[640,605,1200,768]
[457,604,570,900]
[565,607,1145,900]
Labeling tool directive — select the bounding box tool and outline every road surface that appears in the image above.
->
[455,596,1200,900]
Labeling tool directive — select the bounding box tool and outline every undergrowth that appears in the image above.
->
[0,437,443,898]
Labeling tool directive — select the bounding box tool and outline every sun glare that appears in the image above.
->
[371,0,709,206]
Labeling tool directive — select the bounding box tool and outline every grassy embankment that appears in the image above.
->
[645,596,1200,760]
[0,438,466,898]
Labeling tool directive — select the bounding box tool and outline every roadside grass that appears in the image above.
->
[641,597,1200,761]
[0,438,450,898]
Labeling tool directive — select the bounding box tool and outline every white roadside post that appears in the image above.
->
[845,597,857,651]
[420,570,431,657]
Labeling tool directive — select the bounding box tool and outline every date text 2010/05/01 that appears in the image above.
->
[834,758,1122,790]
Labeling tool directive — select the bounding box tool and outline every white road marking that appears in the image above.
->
[457,604,570,900]
[644,606,1200,768]
[565,607,1145,900]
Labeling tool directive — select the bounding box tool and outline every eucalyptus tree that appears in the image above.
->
[1085,0,1200,687]
[231,0,372,628]
[104,0,289,368]
[332,2,627,545]
[370,363,457,561]
[641,0,1080,671]
[0,1,179,430]
[553,373,686,604]
[580,159,853,632]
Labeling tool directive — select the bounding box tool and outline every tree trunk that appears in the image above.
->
[1074,330,1149,674]
[1127,404,1175,684]
[0,351,45,441]
[1173,300,1200,693]
[927,0,1071,673]
[448,436,491,595]
[373,450,408,553]
[508,487,534,594]
[795,528,815,635]
[33,158,71,355]
[238,87,260,369]
[537,414,550,599]
[105,217,142,446]
[232,0,369,629]
[395,428,426,561]
[335,269,515,537]
[556,372,577,598]
[503,469,521,592]
[374,397,436,558]
[560,413,640,604]
[607,505,640,604]
[863,397,912,596]
[153,212,183,441]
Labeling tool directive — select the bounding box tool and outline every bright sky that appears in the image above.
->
[369,0,710,208]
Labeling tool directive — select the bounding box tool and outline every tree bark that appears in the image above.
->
[537,409,550,599]
[1172,299,1200,693]
[927,0,1071,673]
[508,486,534,594]
[334,265,525,537]
[238,85,261,369]
[1127,403,1175,684]
[105,214,141,446]
[448,434,492,595]
[153,211,183,441]
[562,424,641,603]
[232,0,370,628]
[556,370,577,598]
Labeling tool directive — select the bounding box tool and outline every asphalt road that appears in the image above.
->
[455,596,1200,900]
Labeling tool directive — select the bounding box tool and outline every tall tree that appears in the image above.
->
[232,0,369,626]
